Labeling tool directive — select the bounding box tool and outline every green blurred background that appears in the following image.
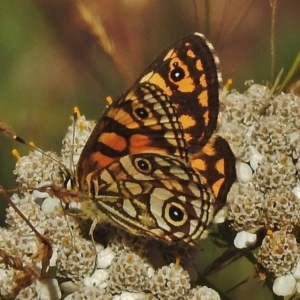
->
[0,1,299,299]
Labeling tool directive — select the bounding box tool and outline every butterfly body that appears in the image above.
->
[75,32,236,245]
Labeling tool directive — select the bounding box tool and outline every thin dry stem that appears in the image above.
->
[76,1,128,77]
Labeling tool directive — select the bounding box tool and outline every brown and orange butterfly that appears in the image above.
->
[72,32,236,245]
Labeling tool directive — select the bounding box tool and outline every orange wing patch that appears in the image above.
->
[190,158,206,172]
[129,134,154,153]
[199,74,207,88]
[187,49,196,58]
[180,115,196,130]
[215,158,225,174]
[98,132,127,152]
[196,59,204,71]
[211,178,225,199]
[198,90,208,106]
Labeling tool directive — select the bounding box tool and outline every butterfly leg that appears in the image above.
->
[89,217,99,274]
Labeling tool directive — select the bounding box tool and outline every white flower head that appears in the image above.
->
[234,231,257,249]
[273,274,296,297]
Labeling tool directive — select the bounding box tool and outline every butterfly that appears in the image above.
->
[73,32,236,245]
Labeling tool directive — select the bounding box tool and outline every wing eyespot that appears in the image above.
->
[170,62,185,82]
[134,157,152,174]
[164,201,188,226]
[134,107,149,119]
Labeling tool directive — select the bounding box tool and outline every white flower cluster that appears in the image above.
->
[219,84,300,298]
[0,113,220,299]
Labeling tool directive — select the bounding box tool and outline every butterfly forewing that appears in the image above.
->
[76,82,188,190]
[84,153,214,245]
[137,32,221,154]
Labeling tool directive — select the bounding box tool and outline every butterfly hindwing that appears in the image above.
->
[84,152,214,245]
[191,135,236,213]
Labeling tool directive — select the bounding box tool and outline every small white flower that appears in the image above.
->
[37,279,61,300]
[246,83,268,97]
[236,162,252,183]
[196,286,221,300]
[289,132,299,144]
[245,126,254,144]
[32,190,51,199]
[83,269,109,288]
[292,186,300,201]
[147,266,155,278]
[273,274,296,297]
[60,281,78,294]
[41,196,62,214]
[49,246,58,267]
[249,146,264,171]
[114,291,147,300]
[292,259,300,280]
[234,231,257,249]
[0,269,9,280]
[68,202,81,210]
[296,281,300,294]
[26,235,39,254]
[213,207,227,224]
[97,246,116,269]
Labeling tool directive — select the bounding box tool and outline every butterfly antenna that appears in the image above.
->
[0,119,73,186]
[12,134,70,179]
[71,107,80,174]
